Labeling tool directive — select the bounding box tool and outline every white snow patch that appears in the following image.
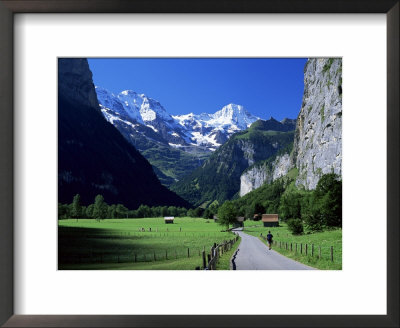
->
[146,124,158,132]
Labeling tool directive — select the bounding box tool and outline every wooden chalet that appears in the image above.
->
[262,214,279,227]
[164,216,174,224]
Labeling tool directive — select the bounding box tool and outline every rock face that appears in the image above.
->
[58,58,99,110]
[239,58,342,194]
[293,58,342,189]
[58,58,190,208]
[240,153,292,196]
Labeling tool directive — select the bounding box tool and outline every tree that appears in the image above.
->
[137,204,151,218]
[58,203,70,220]
[168,206,179,217]
[108,204,117,219]
[187,208,195,217]
[115,204,128,218]
[71,194,82,219]
[203,208,213,220]
[301,193,324,232]
[287,219,304,235]
[161,206,169,217]
[93,195,108,221]
[314,173,342,227]
[86,204,95,218]
[178,207,187,217]
[193,207,203,218]
[217,201,237,229]
[279,191,302,222]
[253,202,265,216]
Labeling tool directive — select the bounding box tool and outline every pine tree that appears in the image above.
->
[71,194,82,219]
[93,195,107,221]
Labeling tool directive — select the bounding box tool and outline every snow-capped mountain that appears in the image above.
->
[95,86,259,152]
[96,87,188,146]
[173,104,259,150]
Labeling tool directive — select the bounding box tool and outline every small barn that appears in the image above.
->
[262,214,279,227]
[164,216,174,224]
[213,215,218,223]
[234,216,245,228]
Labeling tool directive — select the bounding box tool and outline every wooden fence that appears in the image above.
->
[261,236,336,262]
[202,235,239,270]
[60,234,240,266]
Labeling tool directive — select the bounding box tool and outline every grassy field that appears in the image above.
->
[58,217,238,270]
[243,220,342,270]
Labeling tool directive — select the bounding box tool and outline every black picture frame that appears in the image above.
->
[0,1,398,327]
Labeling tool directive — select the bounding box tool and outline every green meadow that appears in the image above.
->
[243,220,342,270]
[58,217,239,270]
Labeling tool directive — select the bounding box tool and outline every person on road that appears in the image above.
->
[266,231,273,250]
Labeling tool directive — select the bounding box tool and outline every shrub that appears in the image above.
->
[287,219,304,235]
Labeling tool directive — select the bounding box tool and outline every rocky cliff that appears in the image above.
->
[240,152,292,196]
[239,58,342,195]
[293,58,342,189]
[58,58,99,110]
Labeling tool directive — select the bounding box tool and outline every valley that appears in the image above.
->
[58,57,342,270]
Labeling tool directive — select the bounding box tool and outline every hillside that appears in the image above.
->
[104,116,210,186]
[170,118,295,207]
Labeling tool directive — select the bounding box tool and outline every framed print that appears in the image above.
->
[0,0,398,327]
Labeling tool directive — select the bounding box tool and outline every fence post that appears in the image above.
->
[202,250,206,269]
[312,244,314,257]
[331,246,333,262]
[154,251,156,261]
[290,243,292,252]
[207,254,211,267]
[166,249,168,260]
[300,244,303,254]
[295,243,297,253]
[187,248,190,258]
[305,244,308,256]
[319,246,321,259]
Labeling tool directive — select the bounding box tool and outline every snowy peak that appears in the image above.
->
[210,103,258,130]
[214,103,246,119]
[117,90,171,123]
[95,86,263,152]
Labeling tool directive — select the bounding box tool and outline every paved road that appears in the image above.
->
[232,230,316,270]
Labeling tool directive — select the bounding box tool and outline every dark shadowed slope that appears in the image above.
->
[58,58,189,209]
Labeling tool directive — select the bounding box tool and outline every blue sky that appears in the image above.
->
[88,58,307,120]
